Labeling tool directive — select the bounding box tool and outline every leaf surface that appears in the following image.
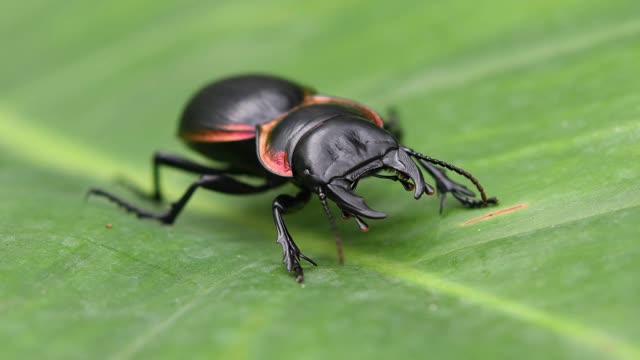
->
[1,1,639,359]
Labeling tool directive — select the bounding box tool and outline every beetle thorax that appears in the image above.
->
[291,118,398,188]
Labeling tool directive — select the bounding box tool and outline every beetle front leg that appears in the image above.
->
[418,160,498,213]
[272,191,317,283]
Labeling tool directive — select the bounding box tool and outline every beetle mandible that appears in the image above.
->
[88,74,497,283]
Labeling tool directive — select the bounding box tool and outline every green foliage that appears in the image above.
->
[1,1,639,359]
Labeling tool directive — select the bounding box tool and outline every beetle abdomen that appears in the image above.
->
[178,74,311,142]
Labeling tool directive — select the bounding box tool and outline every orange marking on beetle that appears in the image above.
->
[463,203,529,226]
[306,95,384,127]
[270,150,291,173]
[219,123,255,131]
[257,116,293,177]
[180,130,256,142]
[259,149,291,177]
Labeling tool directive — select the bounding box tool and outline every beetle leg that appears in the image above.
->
[89,174,275,224]
[417,161,498,213]
[384,107,403,141]
[272,191,317,283]
[115,151,245,203]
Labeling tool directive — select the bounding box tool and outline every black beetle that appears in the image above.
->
[88,74,497,283]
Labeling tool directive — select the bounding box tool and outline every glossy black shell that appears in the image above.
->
[178,75,309,174]
[179,74,308,134]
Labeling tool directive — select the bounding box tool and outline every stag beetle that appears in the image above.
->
[88,74,497,283]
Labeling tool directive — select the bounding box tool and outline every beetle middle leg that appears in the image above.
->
[89,174,275,224]
[272,190,317,283]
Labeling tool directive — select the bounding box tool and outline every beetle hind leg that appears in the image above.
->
[89,175,225,224]
[88,174,276,225]
[115,151,234,203]
[87,188,168,222]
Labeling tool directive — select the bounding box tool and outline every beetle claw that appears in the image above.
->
[435,174,498,212]
[280,237,315,284]
[450,183,475,197]
[299,252,318,266]
[451,192,499,208]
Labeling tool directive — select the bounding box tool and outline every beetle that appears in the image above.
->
[88,74,497,283]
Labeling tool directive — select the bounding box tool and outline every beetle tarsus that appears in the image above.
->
[451,192,498,208]
[408,154,498,212]
[278,235,315,283]
[434,170,498,211]
[87,188,170,222]
[273,191,315,281]
[432,174,498,213]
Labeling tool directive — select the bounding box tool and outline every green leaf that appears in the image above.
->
[1,1,639,359]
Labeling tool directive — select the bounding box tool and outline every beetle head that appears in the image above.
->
[290,118,434,219]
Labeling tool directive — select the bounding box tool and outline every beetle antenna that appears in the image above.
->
[318,188,344,265]
[402,146,489,203]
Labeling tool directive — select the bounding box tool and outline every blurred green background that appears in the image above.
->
[1,1,639,359]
